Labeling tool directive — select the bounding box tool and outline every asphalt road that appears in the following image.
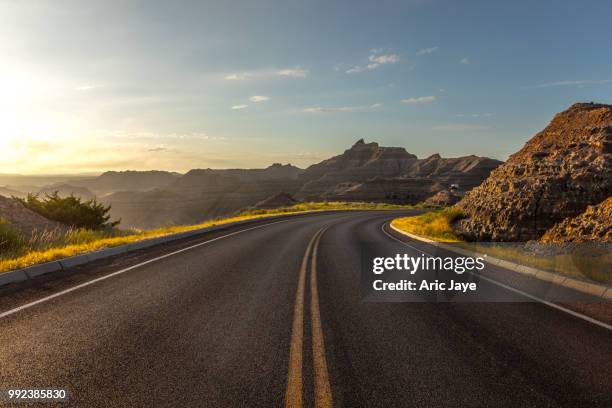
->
[0,211,610,407]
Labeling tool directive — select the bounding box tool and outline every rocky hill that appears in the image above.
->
[456,103,612,241]
[0,186,25,198]
[255,192,298,209]
[0,195,66,236]
[405,154,502,190]
[296,139,501,202]
[102,164,303,228]
[541,197,611,243]
[300,140,418,181]
[72,170,181,195]
[424,190,461,206]
[202,163,303,181]
[317,177,445,204]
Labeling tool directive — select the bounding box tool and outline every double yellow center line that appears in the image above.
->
[285,226,333,408]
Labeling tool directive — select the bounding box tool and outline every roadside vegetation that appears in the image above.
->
[240,201,417,216]
[465,244,612,284]
[16,192,119,229]
[391,207,464,242]
[391,208,611,284]
[0,201,415,273]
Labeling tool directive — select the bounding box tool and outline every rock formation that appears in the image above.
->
[97,141,500,228]
[72,170,181,195]
[296,139,501,201]
[405,154,502,191]
[102,165,303,228]
[254,192,298,209]
[540,197,611,243]
[456,103,612,241]
[0,196,66,236]
[424,190,461,206]
[318,177,445,204]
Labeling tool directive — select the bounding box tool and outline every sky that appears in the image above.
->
[1,0,611,174]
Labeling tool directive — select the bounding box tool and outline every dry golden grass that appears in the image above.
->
[391,208,464,242]
[0,201,414,273]
[239,201,416,216]
[391,209,611,284]
[461,244,612,284]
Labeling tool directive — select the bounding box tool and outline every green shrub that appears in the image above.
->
[16,192,120,230]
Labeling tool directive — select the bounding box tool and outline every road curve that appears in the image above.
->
[0,211,610,407]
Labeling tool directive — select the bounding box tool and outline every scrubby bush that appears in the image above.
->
[16,192,120,230]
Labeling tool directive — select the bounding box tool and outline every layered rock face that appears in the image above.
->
[296,139,501,201]
[296,140,418,198]
[319,177,445,204]
[456,103,612,241]
[406,154,502,191]
[541,197,611,243]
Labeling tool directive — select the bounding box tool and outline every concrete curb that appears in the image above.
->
[389,223,611,299]
[0,269,28,286]
[0,214,311,288]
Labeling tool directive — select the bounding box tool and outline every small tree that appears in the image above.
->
[16,192,120,230]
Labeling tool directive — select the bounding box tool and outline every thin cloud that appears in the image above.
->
[346,65,369,74]
[455,113,495,118]
[148,146,168,152]
[112,132,212,141]
[276,68,308,77]
[249,95,270,102]
[303,104,381,113]
[346,50,400,74]
[460,57,470,64]
[400,96,436,104]
[416,46,439,55]
[224,73,250,81]
[369,54,400,64]
[223,67,308,81]
[231,105,249,110]
[433,123,490,131]
[303,106,360,113]
[532,79,612,88]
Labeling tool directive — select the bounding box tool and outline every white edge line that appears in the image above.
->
[0,219,292,320]
[380,222,612,331]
